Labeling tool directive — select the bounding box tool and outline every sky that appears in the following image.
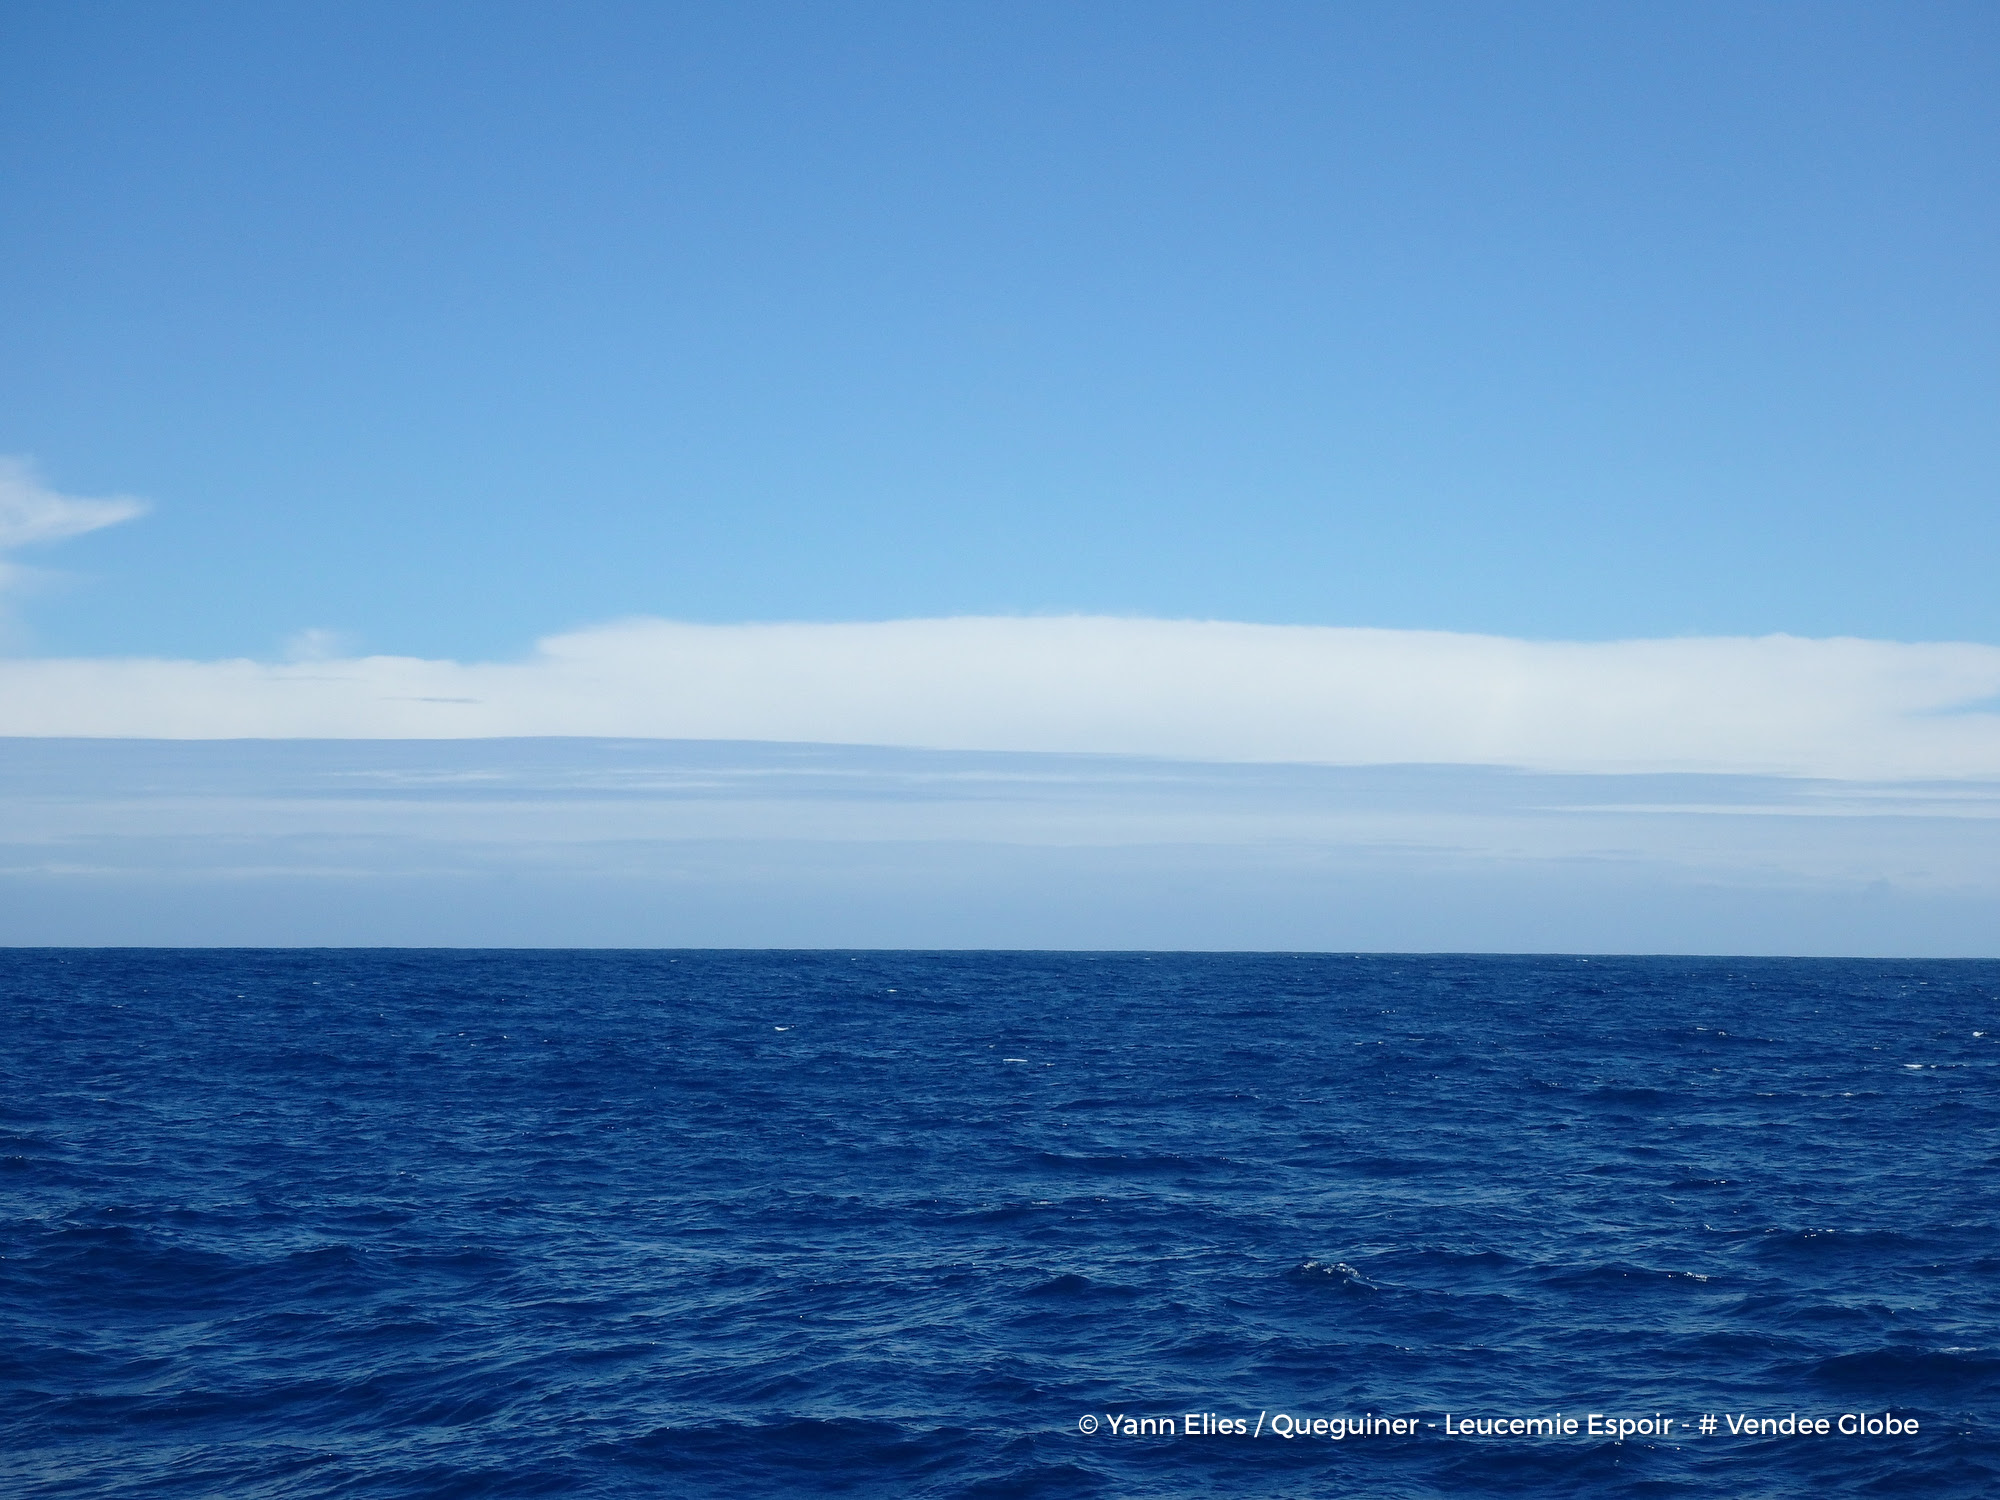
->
[3,0,1997,659]
[5,738,1997,953]
[1,2,1996,949]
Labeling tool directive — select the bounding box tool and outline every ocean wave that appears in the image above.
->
[3,949,1995,1497]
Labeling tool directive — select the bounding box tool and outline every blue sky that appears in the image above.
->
[4,1,1996,660]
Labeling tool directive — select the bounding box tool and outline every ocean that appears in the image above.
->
[3,950,1995,1497]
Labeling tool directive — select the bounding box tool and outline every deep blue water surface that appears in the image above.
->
[4,951,1997,1497]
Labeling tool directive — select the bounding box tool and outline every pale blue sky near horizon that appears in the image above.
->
[4,1,1997,661]
[5,738,1996,953]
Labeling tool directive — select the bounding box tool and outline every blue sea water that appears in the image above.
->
[3,951,1996,1498]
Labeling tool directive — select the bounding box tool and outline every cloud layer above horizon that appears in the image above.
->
[6,616,2000,781]
[5,737,1997,952]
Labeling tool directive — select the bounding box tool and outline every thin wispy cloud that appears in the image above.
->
[0,458,149,552]
[4,738,1996,951]
[282,628,359,663]
[0,458,150,615]
[4,615,1999,781]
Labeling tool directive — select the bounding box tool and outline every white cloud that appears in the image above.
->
[282,627,359,663]
[0,459,149,629]
[0,457,149,552]
[4,615,2000,780]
